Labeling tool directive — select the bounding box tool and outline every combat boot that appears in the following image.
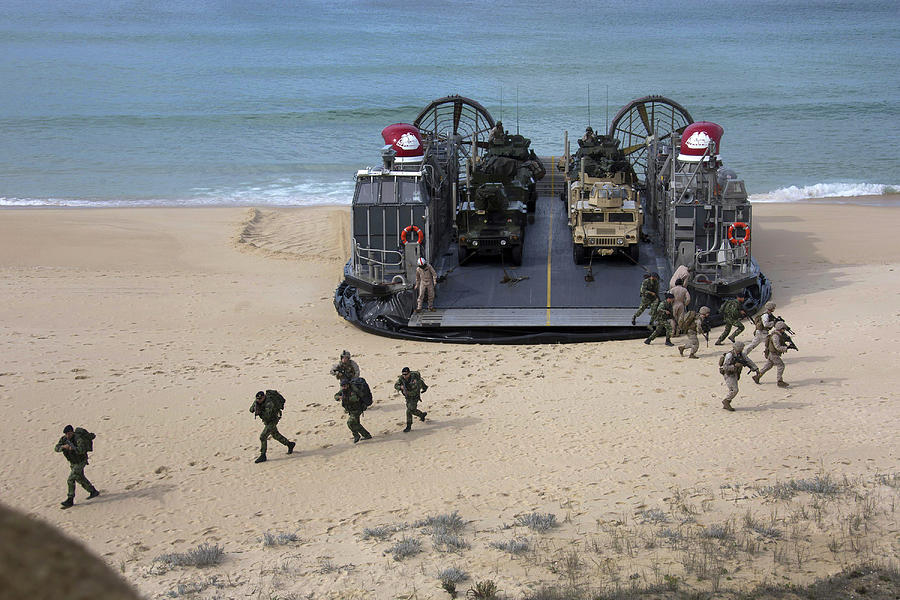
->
[643,338,651,345]
[689,355,699,359]
[714,339,725,346]
[352,435,361,444]
[254,454,267,463]
[631,317,636,326]
[752,373,761,385]
[87,488,100,499]
[722,401,735,412]
[419,411,427,422]
[403,425,411,433]
[678,346,685,356]
[60,497,74,509]
[361,433,372,440]
[664,337,674,347]
[287,441,296,454]
[777,380,790,388]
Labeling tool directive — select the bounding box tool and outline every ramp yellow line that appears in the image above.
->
[546,177,554,325]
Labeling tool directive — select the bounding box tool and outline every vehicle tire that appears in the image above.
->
[510,245,523,266]
[458,244,470,265]
[629,243,640,261]
[573,243,585,265]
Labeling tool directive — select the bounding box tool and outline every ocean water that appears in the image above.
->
[1,0,898,207]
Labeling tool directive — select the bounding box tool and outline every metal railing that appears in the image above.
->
[352,240,405,283]
[693,243,752,284]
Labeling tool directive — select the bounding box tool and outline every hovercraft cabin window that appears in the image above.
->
[354,177,397,205]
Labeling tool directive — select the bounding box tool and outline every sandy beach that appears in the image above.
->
[1,200,898,599]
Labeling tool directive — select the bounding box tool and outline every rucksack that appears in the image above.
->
[266,390,286,412]
[350,377,373,409]
[74,427,96,453]
[677,311,696,333]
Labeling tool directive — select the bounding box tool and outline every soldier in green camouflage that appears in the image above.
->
[715,292,748,345]
[677,305,711,358]
[644,293,675,346]
[631,272,660,326]
[335,379,372,443]
[250,390,295,463]
[394,366,428,432]
[55,425,99,509]
[330,350,359,382]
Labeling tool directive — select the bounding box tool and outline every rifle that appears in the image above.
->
[701,320,711,348]
[781,332,799,352]
[733,354,757,371]
[774,316,796,335]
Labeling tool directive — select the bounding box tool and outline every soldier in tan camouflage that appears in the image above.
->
[753,321,790,388]
[745,301,777,355]
[719,341,760,411]
[677,305,710,358]
[330,350,360,381]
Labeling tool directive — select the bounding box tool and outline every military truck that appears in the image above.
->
[456,133,544,266]
[565,134,642,264]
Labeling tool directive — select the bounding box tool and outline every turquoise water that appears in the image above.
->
[1,0,898,206]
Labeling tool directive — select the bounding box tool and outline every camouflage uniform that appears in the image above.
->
[715,298,746,344]
[677,307,709,358]
[55,430,98,504]
[394,370,428,431]
[330,358,360,381]
[719,342,758,411]
[335,385,372,443]
[745,304,776,354]
[489,122,505,143]
[645,300,674,345]
[632,276,660,324]
[753,322,790,387]
[250,392,293,459]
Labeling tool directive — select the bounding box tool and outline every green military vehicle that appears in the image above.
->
[457,132,545,266]
[565,134,643,264]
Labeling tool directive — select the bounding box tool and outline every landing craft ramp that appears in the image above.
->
[409,181,670,331]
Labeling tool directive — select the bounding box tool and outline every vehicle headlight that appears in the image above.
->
[472,240,479,247]
[617,238,624,245]
[500,239,507,246]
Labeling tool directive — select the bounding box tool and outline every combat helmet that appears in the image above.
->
[732,341,745,352]
[341,350,351,359]
[774,321,786,331]
[765,301,776,311]
[699,306,711,315]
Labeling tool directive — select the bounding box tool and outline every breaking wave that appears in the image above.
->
[750,183,900,203]
[0,180,356,208]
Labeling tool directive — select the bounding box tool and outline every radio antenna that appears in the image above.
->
[516,87,519,134]
[605,85,609,132]
[499,87,503,122]
[587,85,591,128]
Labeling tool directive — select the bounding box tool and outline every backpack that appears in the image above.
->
[266,390,286,412]
[350,377,373,409]
[74,427,96,453]
[718,352,729,375]
[677,311,696,333]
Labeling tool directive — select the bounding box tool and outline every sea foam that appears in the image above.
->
[750,183,899,203]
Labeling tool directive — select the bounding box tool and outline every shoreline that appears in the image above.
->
[2,193,899,210]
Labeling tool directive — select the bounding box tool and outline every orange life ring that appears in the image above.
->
[400,225,424,245]
[727,222,750,245]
